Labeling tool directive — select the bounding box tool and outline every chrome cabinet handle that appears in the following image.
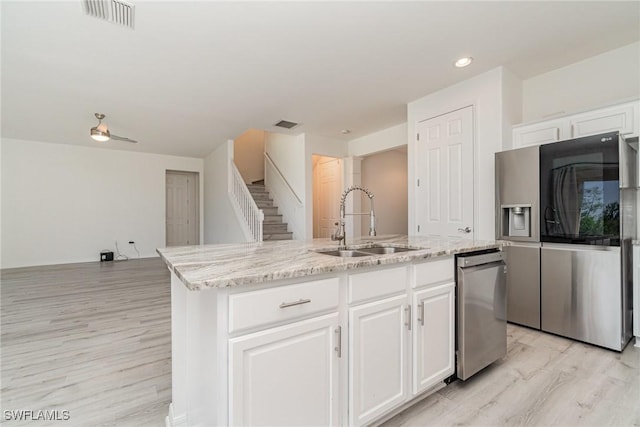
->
[457,227,472,233]
[334,326,342,358]
[418,302,425,326]
[405,305,412,331]
[279,298,311,309]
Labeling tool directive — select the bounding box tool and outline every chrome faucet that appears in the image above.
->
[331,185,376,249]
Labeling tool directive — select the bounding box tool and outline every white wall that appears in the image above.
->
[502,67,523,150]
[234,129,265,184]
[264,132,306,198]
[203,140,248,244]
[408,67,517,241]
[1,138,203,268]
[360,149,408,236]
[522,41,640,123]
[348,123,407,157]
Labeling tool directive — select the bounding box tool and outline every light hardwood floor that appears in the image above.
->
[2,258,639,426]
[1,258,171,427]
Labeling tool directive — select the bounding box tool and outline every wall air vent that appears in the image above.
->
[83,0,135,29]
[273,120,300,130]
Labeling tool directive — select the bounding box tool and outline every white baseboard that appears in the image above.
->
[165,403,187,427]
[634,336,640,348]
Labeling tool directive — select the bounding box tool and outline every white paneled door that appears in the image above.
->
[314,156,342,238]
[166,170,199,246]
[416,106,474,239]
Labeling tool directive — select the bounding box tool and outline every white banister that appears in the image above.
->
[229,161,263,242]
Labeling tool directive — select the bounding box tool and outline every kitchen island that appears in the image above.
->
[158,235,501,427]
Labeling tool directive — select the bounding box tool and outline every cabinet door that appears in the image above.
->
[513,119,570,148]
[412,282,455,395]
[349,294,408,426]
[570,102,637,138]
[229,313,340,426]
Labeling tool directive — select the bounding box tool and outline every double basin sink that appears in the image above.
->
[315,245,420,258]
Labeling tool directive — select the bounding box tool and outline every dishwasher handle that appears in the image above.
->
[457,251,504,268]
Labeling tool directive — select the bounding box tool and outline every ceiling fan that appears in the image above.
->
[90,113,138,143]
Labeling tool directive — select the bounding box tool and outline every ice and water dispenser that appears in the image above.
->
[501,205,531,238]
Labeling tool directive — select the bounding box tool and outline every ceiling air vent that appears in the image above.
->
[273,120,300,130]
[83,0,135,29]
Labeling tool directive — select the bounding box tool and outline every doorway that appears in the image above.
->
[166,170,200,246]
[313,155,342,238]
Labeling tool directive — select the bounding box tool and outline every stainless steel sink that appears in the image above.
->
[357,246,418,255]
[314,245,421,257]
[314,249,370,257]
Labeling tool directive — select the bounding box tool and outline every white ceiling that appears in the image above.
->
[2,1,639,158]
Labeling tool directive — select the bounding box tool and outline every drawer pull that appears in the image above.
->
[279,298,311,309]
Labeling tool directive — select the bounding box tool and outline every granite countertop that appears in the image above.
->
[157,235,502,291]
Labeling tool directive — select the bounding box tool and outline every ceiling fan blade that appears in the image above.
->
[110,134,138,143]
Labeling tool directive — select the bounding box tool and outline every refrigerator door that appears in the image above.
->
[505,243,540,329]
[541,244,623,350]
[495,145,540,242]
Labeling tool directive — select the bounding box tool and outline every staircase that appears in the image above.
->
[247,183,293,241]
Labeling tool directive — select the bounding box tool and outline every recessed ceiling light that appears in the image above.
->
[454,57,473,68]
[341,129,351,135]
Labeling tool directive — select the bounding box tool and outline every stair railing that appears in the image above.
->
[229,160,264,242]
[264,152,303,205]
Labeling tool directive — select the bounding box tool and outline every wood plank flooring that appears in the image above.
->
[382,326,640,427]
[1,258,171,427]
[2,258,639,426]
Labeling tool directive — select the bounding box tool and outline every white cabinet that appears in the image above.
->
[348,294,408,426]
[512,119,570,147]
[348,258,455,426]
[513,100,639,148]
[229,313,340,426]
[570,103,636,138]
[412,282,455,395]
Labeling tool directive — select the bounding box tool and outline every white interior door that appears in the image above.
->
[314,156,342,238]
[166,170,199,246]
[416,106,474,239]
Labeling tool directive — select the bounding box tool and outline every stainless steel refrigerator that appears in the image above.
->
[496,132,637,351]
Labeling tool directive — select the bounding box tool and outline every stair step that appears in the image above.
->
[261,206,278,215]
[263,223,288,233]
[263,232,293,241]
[252,179,265,185]
[247,184,266,191]
[255,199,274,208]
[251,192,271,200]
[264,214,283,223]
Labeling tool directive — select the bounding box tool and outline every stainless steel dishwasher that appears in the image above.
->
[456,250,507,380]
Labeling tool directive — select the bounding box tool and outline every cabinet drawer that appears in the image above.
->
[414,257,454,288]
[229,278,339,334]
[348,266,408,305]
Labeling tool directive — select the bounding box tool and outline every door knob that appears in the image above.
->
[458,227,472,233]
